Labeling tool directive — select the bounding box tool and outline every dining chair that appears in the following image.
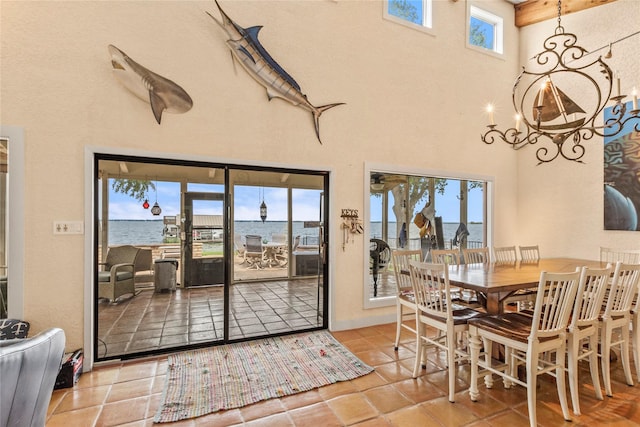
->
[244,235,265,269]
[599,261,639,397]
[519,245,540,263]
[462,247,490,265]
[468,269,582,427]
[431,249,479,307]
[391,249,422,351]
[430,249,461,265]
[600,247,640,264]
[566,264,611,415]
[493,246,517,264]
[409,260,484,403]
[631,286,640,383]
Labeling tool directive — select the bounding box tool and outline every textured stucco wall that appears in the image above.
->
[1,0,524,355]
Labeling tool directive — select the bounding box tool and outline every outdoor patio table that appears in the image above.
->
[263,242,287,267]
[447,257,607,315]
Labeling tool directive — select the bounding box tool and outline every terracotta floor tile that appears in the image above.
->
[54,384,111,413]
[106,377,153,403]
[364,384,412,414]
[193,408,244,426]
[288,402,342,426]
[354,349,396,367]
[45,322,640,427]
[240,398,285,422]
[317,379,358,400]
[279,389,323,410]
[384,404,438,426]
[45,405,102,427]
[95,396,149,426]
[420,395,480,425]
[326,393,379,425]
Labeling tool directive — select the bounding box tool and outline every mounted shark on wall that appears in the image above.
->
[207,1,344,144]
[108,44,193,124]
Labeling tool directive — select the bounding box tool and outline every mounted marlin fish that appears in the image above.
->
[207,1,343,143]
[108,44,193,124]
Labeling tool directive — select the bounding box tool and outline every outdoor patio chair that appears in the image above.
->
[244,235,265,269]
[98,245,138,302]
[234,234,246,261]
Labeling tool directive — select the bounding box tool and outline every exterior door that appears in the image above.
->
[183,192,225,287]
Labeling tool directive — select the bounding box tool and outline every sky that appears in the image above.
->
[106,180,323,221]
[106,177,483,225]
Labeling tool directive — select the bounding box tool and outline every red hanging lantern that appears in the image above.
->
[142,199,150,209]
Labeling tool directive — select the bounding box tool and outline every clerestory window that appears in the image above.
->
[384,0,433,33]
[467,5,503,56]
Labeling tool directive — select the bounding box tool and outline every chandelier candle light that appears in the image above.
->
[481,0,639,164]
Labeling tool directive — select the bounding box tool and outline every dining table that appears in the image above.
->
[447,257,608,315]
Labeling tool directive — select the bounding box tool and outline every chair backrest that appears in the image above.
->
[519,245,540,262]
[570,264,612,330]
[600,247,640,264]
[234,235,245,254]
[603,261,640,320]
[462,247,490,265]
[391,249,422,295]
[134,248,152,273]
[430,249,461,266]
[529,270,581,341]
[493,246,517,264]
[245,235,263,254]
[0,328,65,427]
[105,245,139,269]
[271,233,287,244]
[408,260,453,320]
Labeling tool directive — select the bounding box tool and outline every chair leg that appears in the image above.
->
[394,302,402,350]
[556,347,572,422]
[447,330,456,403]
[588,333,604,401]
[620,325,634,387]
[468,330,482,402]
[601,324,613,397]
[633,316,640,382]
[567,335,581,415]
[526,352,538,427]
[413,321,424,378]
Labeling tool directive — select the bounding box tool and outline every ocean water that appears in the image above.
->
[107,220,483,247]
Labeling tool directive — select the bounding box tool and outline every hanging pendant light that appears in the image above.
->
[259,187,267,223]
[142,199,149,209]
[151,179,162,216]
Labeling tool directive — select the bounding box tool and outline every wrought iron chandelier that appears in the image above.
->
[482,0,639,164]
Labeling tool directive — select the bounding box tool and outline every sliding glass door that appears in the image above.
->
[94,156,328,361]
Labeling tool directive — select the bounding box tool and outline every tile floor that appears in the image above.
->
[98,279,323,359]
[47,322,640,426]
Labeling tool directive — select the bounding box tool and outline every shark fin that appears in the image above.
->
[311,103,345,144]
[149,90,167,124]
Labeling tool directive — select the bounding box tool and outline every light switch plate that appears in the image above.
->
[53,221,84,235]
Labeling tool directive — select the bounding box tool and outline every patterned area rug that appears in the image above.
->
[154,330,374,423]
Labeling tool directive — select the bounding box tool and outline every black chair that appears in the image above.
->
[370,238,390,297]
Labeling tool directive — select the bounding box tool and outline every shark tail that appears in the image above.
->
[312,103,345,144]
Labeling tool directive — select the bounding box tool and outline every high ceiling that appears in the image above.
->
[511,0,618,27]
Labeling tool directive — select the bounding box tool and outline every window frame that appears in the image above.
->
[383,0,435,37]
[467,4,504,58]
[363,162,494,310]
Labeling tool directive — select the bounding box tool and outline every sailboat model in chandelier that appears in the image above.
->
[533,77,586,131]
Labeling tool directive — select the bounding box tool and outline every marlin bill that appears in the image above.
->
[207,1,344,144]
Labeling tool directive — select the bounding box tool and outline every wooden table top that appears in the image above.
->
[447,257,607,294]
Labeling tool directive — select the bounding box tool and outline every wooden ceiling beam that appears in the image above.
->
[514,0,618,28]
